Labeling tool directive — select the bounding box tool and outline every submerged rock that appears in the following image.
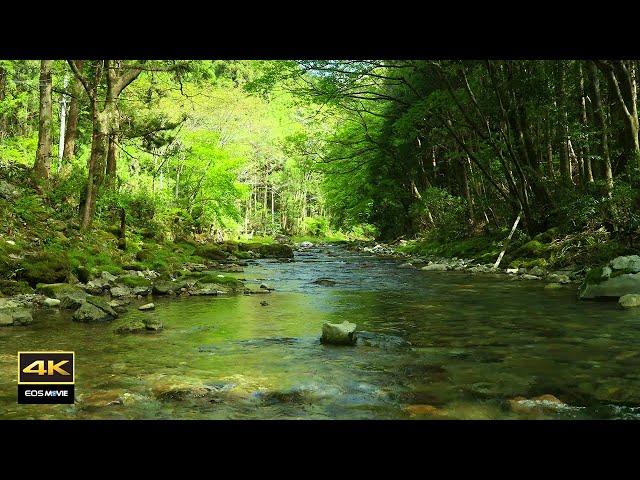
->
[138,303,155,311]
[404,404,446,417]
[114,320,146,334]
[312,278,337,287]
[619,294,640,309]
[580,272,640,299]
[399,263,414,269]
[355,331,411,350]
[0,308,33,326]
[321,321,357,345]
[508,394,571,414]
[544,283,563,290]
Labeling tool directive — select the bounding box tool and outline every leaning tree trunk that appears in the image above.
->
[34,60,53,183]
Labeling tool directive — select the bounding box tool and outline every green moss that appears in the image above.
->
[0,280,33,296]
[119,276,151,288]
[234,251,253,259]
[585,267,606,285]
[193,244,228,260]
[19,252,70,286]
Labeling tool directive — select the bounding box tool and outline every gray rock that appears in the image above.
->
[321,321,356,345]
[399,263,414,269]
[619,294,640,309]
[101,271,118,283]
[72,302,115,323]
[547,273,571,284]
[132,286,150,296]
[529,266,546,277]
[43,298,61,307]
[259,283,274,291]
[0,312,13,326]
[110,285,132,298]
[611,256,640,273]
[421,263,448,272]
[520,274,541,280]
[355,331,411,350]
[580,273,640,299]
[299,241,314,248]
[143,317,163,331]
[9,309,33,326]
[190,283,222,296]
[35,283,87,309]
[138,303,155,311]
[506,268,519,274]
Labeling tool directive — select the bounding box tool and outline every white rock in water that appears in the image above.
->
[506,268,518,274]
[5,240,16,245]
[321,321,357,345]
[138,303,155,311]
[520,274,540,280]
[610,256,640,273]
[421,264,448,272]
[299,241,314,248]
[43,298,61,307]
[619,294,640,309]
[399,263,414,269]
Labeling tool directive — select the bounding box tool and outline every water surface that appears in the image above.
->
[1,245,639,419]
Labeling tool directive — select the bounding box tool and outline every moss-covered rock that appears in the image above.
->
[118,275,151,288]
[19,252,70,286]
[193,244,229,260]
[72,301,115,323]
[257,243,294,258]
[0,280,33,296]
[36,283,87,309]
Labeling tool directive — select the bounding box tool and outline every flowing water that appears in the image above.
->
[2,245,640,419]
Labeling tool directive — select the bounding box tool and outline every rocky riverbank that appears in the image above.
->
[347,241,640,308]
[0,239,295,330]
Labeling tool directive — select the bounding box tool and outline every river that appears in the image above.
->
[1,244,640,419]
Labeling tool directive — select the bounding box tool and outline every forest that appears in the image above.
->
[2,60,640,420]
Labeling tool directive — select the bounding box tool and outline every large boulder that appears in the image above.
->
[0,280,33,296]
[72,301,116,323]
[611,255,640,272]
[619,294,640,309]
[580,268,640,299]
[0,307,33,326]
[19,252,70,286]
[321,321,357,345]
[36,283,87,309]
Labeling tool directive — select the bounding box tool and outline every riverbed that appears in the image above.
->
[1,244,640,419]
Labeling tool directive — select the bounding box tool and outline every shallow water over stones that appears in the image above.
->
[1,244,639,419]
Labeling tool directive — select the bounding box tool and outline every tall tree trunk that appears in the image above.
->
[579,63,594,184]
[106,133,118,186]
[58,72,68,169]
[34,60,53,183]
[555,62,573,186]
[80,109,108,229]
[62,60,83,164]
[586,61,613,192]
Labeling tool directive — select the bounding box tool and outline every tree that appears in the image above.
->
[34,59,53,183]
